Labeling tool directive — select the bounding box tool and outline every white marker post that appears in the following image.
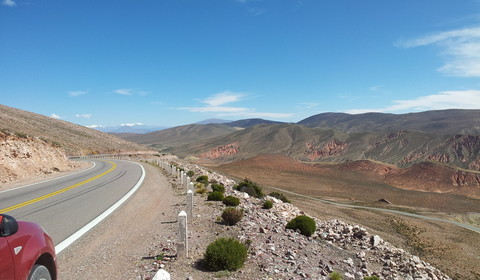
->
[187,190,193,221]
[177,211,188,258]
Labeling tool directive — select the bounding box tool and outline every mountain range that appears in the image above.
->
[115,109,480,171]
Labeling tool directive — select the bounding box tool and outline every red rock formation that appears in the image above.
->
[469,158,480,171]
[305,139,348,160]
[200,143,240,159]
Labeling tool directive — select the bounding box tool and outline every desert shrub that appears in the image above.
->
[262,200,273,209]
[363,276,380,280]
[329,272,343,280]
[196,187,208,195]
[234,178,264,198]
[269,191,290,203]
[203,238,247,271]
[211,183,225,193]
[186,170,195,177]
[207,191,224,201]
[221,207,243,226]
[286,215,317,237]
[14,132,28,138]
[196,175,209,184]
[223,196,240,207]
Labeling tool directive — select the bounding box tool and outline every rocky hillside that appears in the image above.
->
[0,104,150,156]
[170,123,480,172]
[138,157,454,280]
[119,123,242,152]
[0,130,79,184]
[298,109,480,135]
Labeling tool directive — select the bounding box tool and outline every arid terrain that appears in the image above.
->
[207,154,480,279]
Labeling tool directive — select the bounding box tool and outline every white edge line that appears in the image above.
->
[55,161,146,254]
[0,161,96,194]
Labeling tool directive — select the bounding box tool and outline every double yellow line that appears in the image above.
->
[0,161,117,214]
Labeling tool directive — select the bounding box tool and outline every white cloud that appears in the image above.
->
[2,0,16,7]
[201,91,246,106]
[399,26,480,77]
[114,88,133,95]
[181,106,248,113]
[346,90,480,114]
[68,90,87,97]
[75,113,92,119]
[120,123,144,127]
[114,88,149,96]
[177,91,293,119]
[86,124,104,128]
[50,113,61,119]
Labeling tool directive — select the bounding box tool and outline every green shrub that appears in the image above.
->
[269,191,290,203]
[363,276,380,280]
[186,170,195,177]
[196,175,209,184]
[234,178,264,198]
[262,200,273,209]
[211,183,225,193]
[207,191,224,201]
[329,272,343,280]
[14,132,28,138]
[203,238,247,271]
[286,215,317,237]
[223,196,240,207]
[196,187,208,195]
[221,207,243,226]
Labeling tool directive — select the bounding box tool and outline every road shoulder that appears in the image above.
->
[57,161,178,279]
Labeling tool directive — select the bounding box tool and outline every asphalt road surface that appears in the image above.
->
[0,159,144,247]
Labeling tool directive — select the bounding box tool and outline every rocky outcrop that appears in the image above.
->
[0,131,77,184]
[469,158,480,171]
[200,142,240,159]
[306,139,348,160]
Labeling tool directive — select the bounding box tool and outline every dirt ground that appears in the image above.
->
[211,157,480,280]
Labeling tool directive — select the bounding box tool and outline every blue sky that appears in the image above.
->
[1,0,480,128]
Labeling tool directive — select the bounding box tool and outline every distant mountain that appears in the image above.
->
[171,122,480,171]
[120,123,242,152]
[195,118,232,125]
[95,124,168,134]
[297,109,480,135]
[226,118,284,128]
[0,104,150,155]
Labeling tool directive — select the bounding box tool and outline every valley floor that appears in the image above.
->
[210,157,480,280]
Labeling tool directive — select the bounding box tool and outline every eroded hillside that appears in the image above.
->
[0,131,79,184]
[0,104,150,155]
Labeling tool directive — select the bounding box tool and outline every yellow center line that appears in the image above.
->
[0,161,117,214]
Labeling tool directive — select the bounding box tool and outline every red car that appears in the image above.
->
[0,214,57,280]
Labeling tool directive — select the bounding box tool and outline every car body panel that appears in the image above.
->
[0,215,57,280]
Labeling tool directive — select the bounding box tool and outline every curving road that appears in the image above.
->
[0,159,145,252]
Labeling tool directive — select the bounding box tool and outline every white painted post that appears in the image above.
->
[177,211,188,257]
[180,171,185,185]
[189,182,194,192]
[187,190,193,221]
[186,177,190,190]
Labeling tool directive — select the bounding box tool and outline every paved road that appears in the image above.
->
[271,187,480,234]
[0,159,144,247]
